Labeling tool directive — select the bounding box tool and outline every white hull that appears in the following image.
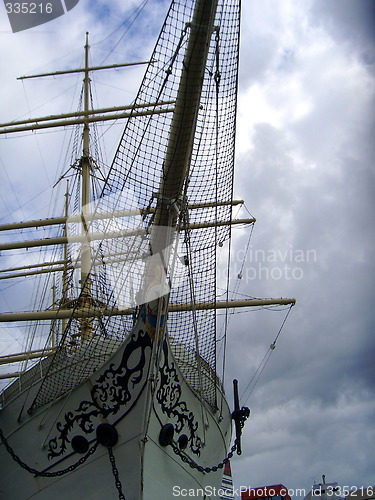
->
[0,308,232,499]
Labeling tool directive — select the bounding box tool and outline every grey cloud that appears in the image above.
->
[310,0,375,68]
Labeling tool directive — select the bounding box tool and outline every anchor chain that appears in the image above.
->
[0,426,98,477]
[1,423,125,500]
[167,382,250,473]
[108,446,126,500]
[171,439,238,473]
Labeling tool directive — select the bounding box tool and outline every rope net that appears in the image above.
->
[2,0,240,410]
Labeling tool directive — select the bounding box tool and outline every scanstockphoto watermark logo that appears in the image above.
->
[4,0,80,32]
[172,485,310,498]
[172,484,375,498]
[224,245,317,282]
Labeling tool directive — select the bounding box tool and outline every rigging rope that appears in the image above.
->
[97,0,150,65]
[240,304,294,405]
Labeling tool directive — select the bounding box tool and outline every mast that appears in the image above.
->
[79,32,93,342]
[152,0,219,252]
[0,200,246,233]
[61,182,70,342]
[0,298,296,324]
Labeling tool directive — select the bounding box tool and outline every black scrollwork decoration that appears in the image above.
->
[156,340,202,456]
[47,328,152,459]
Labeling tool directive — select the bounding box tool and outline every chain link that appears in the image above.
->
[2,422,238,497]
[108,447,126,500]
[0,425,99,477]
[171,439,238,473]
[1,424,125,500]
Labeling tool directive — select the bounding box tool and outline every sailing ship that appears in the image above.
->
[0,1,295,499]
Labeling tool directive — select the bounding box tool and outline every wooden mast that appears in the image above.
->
[79,32,93,342]
[0,298,296,324]
[0,298,296,373]
[152,0,219,251]
[0,200,245,232]
[61,182,70,343]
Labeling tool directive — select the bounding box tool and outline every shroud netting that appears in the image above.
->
[97,0,241,406]
[6,0,241,410]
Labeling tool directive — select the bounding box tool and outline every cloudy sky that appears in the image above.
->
[1,0,374,498]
